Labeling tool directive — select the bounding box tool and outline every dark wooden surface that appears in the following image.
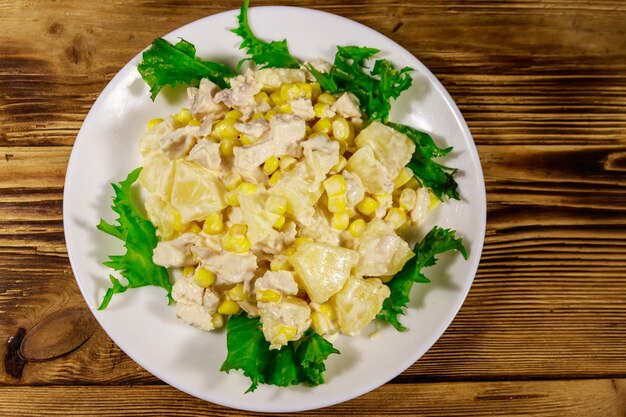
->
[1,0,625,415]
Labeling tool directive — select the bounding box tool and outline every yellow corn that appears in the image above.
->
[174,108,192,125]
[239,133,254,146]
[229,223,248,236]
[276,325,297,341]
[311,311,327,335]
[283,245,297,257]
[261,156,279,176]
[193,268,216,288]
[211,313,224,329]
[219,137,236,157]
[257,289,281,303]
[294,236,312,247]
[226,191,239,207]
[269,171,282,186]
[266,195,288,214]
[356,196,379,216]
[187,118,202,127]
[399,188,418,211]
[296,82,313,99]
[305,124,311,135]
[213,118,239,139]
[312,117,332,134]
[273,214,286,229]
[327,194,347,213]
[147,118,163,130]
[254,91,270,105]
[323,174,346,197]
[223,173,243,191]
[393,167,414,189]
[269,89,285,106]
[218,299,241,315]
[228,283,246,301]
[331,211,350,230]
[332,117,354,141]
[278,103,292,114]
[186,222,202,234]
[167,208,186,232]
[222,233,251,253]
[385,207,407,229]
[403,177,421,190]
[265,109,279,120]
[320,302,336,321]
[310,82,322,100]
[237,182,258,195]
[317,93,336,105]
[203,212,223,235]
[270,257,290,271]
[332,155,347,172]
[225,109,243,120]
[428,191,440,209]
[348,218,367,237]
[313,102,330,119]
[280,155,297,171]
[252,112,266,120]
[182,265,195,277]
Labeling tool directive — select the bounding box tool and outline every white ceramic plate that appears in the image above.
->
[63,5,486,413]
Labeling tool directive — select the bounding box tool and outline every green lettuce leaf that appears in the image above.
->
[378,226,468,331]
[220,316,339,392]
[232,0,300,69]
[97,168,173,310]
[137,38,237,100]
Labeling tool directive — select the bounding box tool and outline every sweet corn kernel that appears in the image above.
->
[348,218,367,237]
[336,139,347,155]
[310,82,322,100]
[296,82,313,99]
[194,268,216,288]
[279,83,296,101]
[312,117,332,134]
[167,208,186,232]
[404,177,421,190]
[226,191,239,207]
[225,109,243,120]
[331,117,354,141]
[428,191,440,209]
[239,133,254,145]
[223,173,243,191]
[186,222,202,234]
[237,182,258,195]
[187,118,202,127]
[218,299,241,315]
[277,325,297,341]
[203,212,223,235]
[213,118,238,139]
[305,124,311,135]
[320,302,336,321]
[174,108,192,125]
[294,237,312,247]
[257,289,281,303]
[265,109,279,120]
[273,214,286,229]
[268,171,282,186]
[269,89,285,106]
[399,188,418,211]
[228,283,246,301]
[394,167,414,189]
[252,112,266,120]
[278,103,292,114]
[332,211,350,230]
[270,257,290,271]
[219,137,236,157]
[317,92,336,105]
[266,195,288,214]
[229,223,248,236]
[385,207,407,229]
[147,118,164,130]
[313,102,330,119]
[283,246,297,257]
[254,91,270,105]
[311,311,327,335]
[211,313,224,329]
[356,196,379,216]
[222,234,250,253]
[332,155,347,172]
[278,155,296,172]
[323,174,347,197]
[182,265,196,277]
[327,194,347,213]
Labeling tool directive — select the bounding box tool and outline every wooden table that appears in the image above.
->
[2,1,625,415]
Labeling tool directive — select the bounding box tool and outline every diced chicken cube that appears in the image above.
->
[258,296,311,349]
[140,116,177,157]
[331,93,362,119]
[175,303,216,332]
[289,98,315,121]
[201,251,258,287]
[187,78,227,118]
[172,276,204,305]
[153,233,204,267]
[214,69,262,114]
[299,212,341,246]
[235,119,269,141]
[186,139,221,171]
[354,218,414,276]
[159,125,199,159]
[255,270,299,295]
[302,134,340,182]
[251,221,297,255]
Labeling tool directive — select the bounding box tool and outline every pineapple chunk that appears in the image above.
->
[238,191,281,245]
[354,121,415,179]
[269,163,322,225]
[302,134,340,183]
[355,218,414,277]
[290,241,358,303]
[332,276,390,335]
[171,159,227,223]
[258,295,311,349]
[139,152,176,201]
[345,146,393,194]
[144,195,176,240]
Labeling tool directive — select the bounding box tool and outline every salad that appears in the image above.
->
[97,0,467,392]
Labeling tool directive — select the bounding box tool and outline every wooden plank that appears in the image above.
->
[0,379,623,416]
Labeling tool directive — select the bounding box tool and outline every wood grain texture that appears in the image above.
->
[1,0,626,414]
[0,379,624,417]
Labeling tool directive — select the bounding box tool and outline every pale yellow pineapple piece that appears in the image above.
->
[331,276,390,336]
[354,121,415,179]
[139,152,176,201]
[258,295,311,349]
[238,191,281,245]
[290,241,358,303]
[345,146,394,194]
[144,195,176,240]
[354,218,414,277]
[269,163,322,225]
[170,159,227,223]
